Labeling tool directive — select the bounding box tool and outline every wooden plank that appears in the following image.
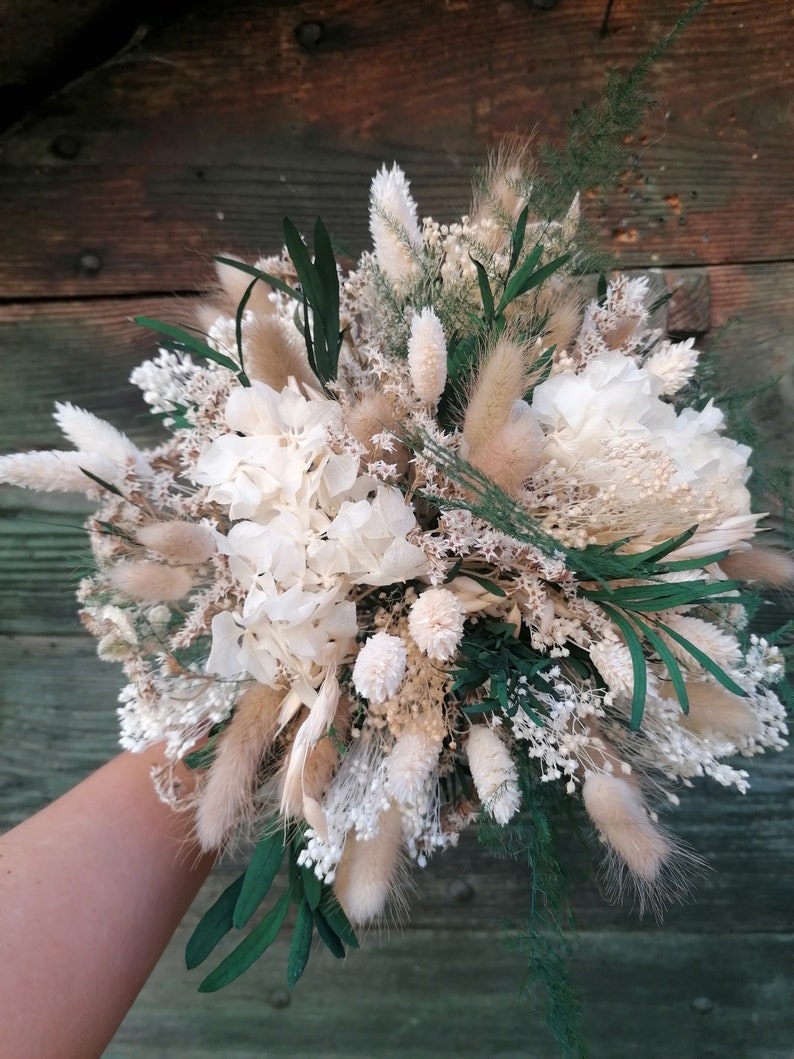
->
[1,1,793,296]
[107,928,794,1058]
[0,295,184,453]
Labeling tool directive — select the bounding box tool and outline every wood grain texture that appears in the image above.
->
[109,930,794,1058]
[1,0,793,296]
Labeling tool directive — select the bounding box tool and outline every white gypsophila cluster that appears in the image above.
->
[510,671,610,793]
[117,668,238,759]
[297,733,392,883]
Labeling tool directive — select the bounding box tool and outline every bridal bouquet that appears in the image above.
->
[1,140,789,1036]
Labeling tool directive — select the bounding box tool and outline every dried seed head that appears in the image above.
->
[245,315,317,391]
[195,684,284,851]
[136,520,216,565]
[463,334,530,453]
[345,391,409,475]
[333,803,404,924]
[407,307,447,407]
[108,560,193,602]
[668,681,763,742]
[719,547,794,586]
[468,401,545,495]
[582,773,670,883]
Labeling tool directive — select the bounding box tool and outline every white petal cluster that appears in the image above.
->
[532,350,753,555]
[408,587,466,662]
[194,381,426,690]
[352,632,408,703]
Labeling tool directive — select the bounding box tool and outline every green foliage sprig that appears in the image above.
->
[186,824,358,992]
[479,760,586,1059]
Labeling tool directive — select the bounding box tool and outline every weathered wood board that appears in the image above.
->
[1,1,793,1056]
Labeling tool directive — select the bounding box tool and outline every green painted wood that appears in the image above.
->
[109,929,794,1058]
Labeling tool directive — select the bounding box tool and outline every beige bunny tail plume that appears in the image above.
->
[719,547,794,587]
[582,772,694,918]
[194,684,284,851]
[333,804,405,926]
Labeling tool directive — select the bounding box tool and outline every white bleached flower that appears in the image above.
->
[645,337,699,395]
[407,307,447,406]
[369,163,422,283]
[466,725,521,825]
[352,632,408,703]
[408,587,466,662]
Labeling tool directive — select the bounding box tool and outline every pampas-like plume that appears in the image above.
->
[407,307,447,407]
[466,725,521,825]
[333,803,405,925]
[468,401,545,495]
[369,164,422,284]
[108,559,192,602]
[136,520,216,565]
[665,680,763,742]
[195,683,284,850]
[542,289,584,356]
[470,138,531,229]
[462,334,529,454]
[345,390,409,475]
[53,402,144,467]
[582,773,670,884]
[718,547,794,586]
[214,258,276,318]
[0,450,123,497]
[244,315,317,392]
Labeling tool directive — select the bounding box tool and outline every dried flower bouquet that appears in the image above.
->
[1,95,790,1050]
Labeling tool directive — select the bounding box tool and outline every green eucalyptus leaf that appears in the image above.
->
[185,873,245,970]
[135,317,244,377]
[198,886,293,993]
[213,255,300,300]
[318,892,360,949]
[497,243,543,311]
[311,906,346,959]
[287,897,315,988]
[299,863,323,911]
[632,614,690,714]
[234,829,286,929]
[508,205,529,275]
[470,256,495,321]
[653,619,747,697]
[79,469,125,498]
[599,604,648,730]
